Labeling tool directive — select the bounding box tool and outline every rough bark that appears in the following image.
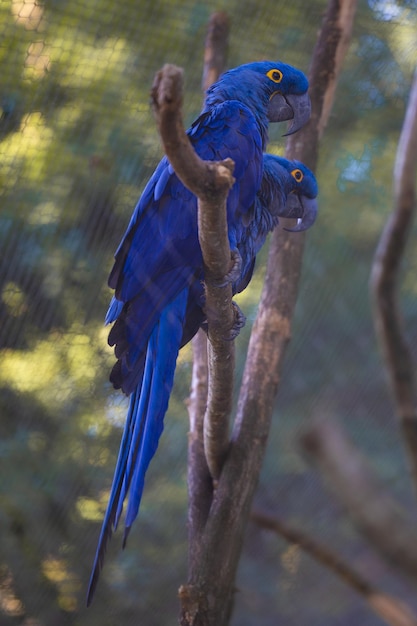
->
[186,329,212,579]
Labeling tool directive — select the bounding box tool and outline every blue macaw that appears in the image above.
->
[87,61,311,604]
[234,154,318,292]
[181,154,318,346]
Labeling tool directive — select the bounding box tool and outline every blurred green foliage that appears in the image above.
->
[0,0,417,624]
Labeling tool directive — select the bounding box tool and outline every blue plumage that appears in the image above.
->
[180,154,318,346]
[87,60,313,604]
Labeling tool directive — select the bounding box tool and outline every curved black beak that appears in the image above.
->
[267,91,311,135]
[283,194,318,232]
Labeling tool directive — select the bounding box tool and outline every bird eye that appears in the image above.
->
[291,168,304,182]
[266,69,283,83]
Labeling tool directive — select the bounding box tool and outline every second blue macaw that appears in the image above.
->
[87,60,313,604]
[180,154,318,346]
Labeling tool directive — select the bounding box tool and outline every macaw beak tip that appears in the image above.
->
[282,92,312,136]
[284,196,318,232]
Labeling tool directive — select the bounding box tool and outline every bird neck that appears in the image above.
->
[203,82,270,149]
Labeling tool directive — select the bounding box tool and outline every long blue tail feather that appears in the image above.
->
[87,288,188,605]
[86,390,139,605]
[123,303,185,537]
[114,341,156,529]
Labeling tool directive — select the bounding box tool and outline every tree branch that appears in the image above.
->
[185,13,232,585]
[151,62,236,481]
[200,13,233,481]
[252,511,417,626]
[300,418,417,584]
[186,329,212,580]
[370,68,417,491]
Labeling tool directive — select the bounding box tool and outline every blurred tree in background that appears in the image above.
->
[0,0,416,624]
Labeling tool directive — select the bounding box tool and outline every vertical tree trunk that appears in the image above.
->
[180,1,358,623]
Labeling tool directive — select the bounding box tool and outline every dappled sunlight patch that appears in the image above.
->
[1,281,28,317]
[234,268,265,316]
[11,0,46,31]
[21,112,53,144]
[177,340,192,364]
[368,0,402,22]
[104,391,129,427]
[0,566,24,617]
[263,143,285,157]
[281,544,301,592]
[76,496,106,522]
[88,444,111,467]
[53,103,82,128]
[41,557,80,612]
[52,35,131,93]
[76,488,115,522]
[389,23,417,68]
[1,341,61,394]
[28,201,61,227]
[66,333,97,383]
[83,406,114,437]
[98,323,112,343]
[0,112,54,188]
[25,41,51,78]
[0,323,108,402]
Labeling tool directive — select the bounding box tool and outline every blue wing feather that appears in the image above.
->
[106,100,262,395]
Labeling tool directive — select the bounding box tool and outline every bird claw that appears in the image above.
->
[223,301,246,341]
[214,249,242,288]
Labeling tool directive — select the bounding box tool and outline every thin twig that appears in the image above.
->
[300,418,417,584]
[370,69,417,491]
[252,511,417,626]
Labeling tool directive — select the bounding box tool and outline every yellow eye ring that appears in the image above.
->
[266,68,283,83]
[291,168,304,182]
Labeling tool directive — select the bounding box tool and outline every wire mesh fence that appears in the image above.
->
[1,0,417,624]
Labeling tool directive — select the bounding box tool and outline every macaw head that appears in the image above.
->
[262,154,318,231]
[205,60,311,136]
